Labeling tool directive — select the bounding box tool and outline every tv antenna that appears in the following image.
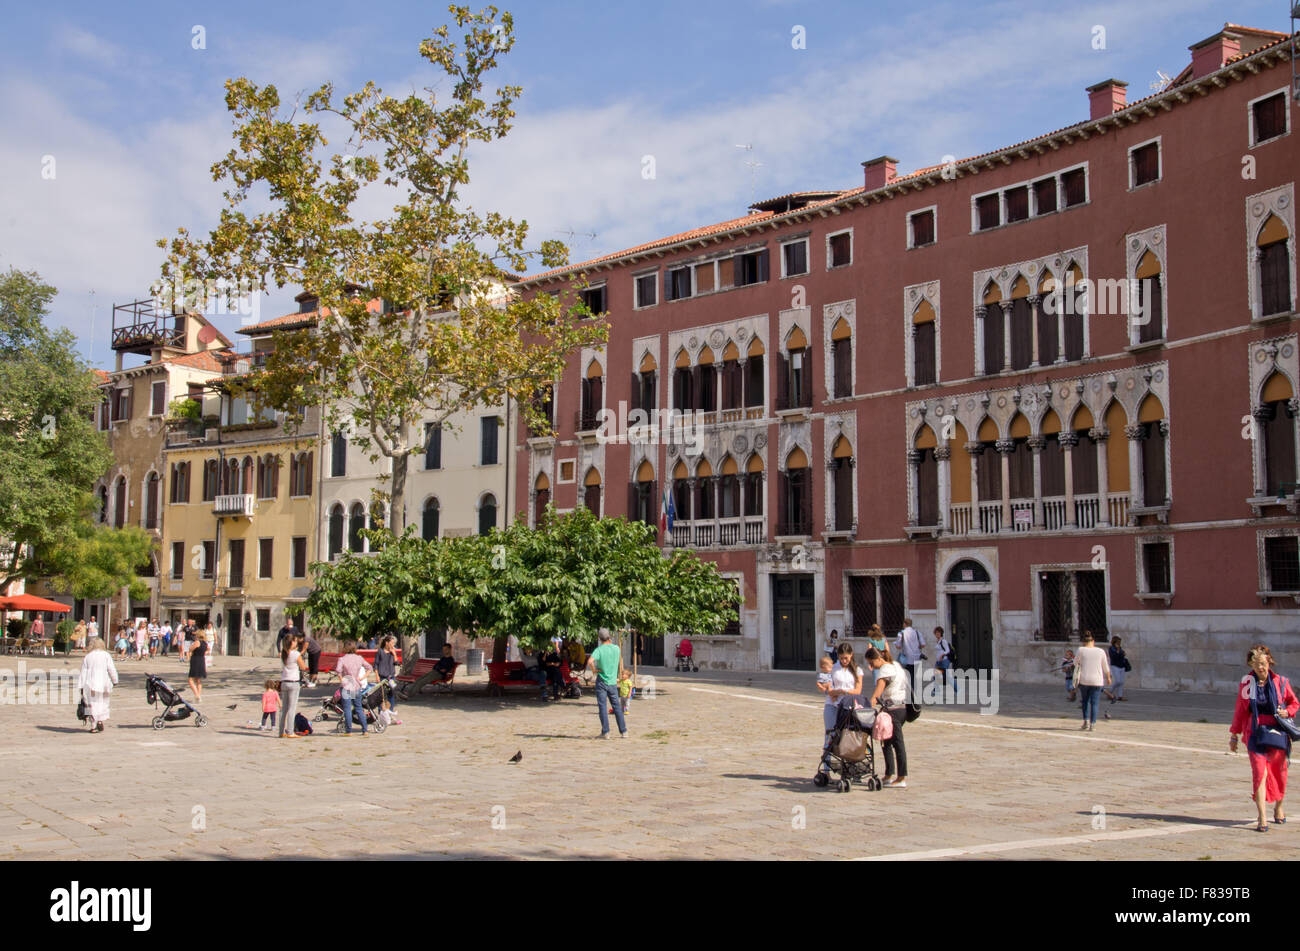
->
[735,144,763,209]
[556,229,597,245]
[1150,69,1172,92]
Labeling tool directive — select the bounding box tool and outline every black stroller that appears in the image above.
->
[313,680,389,733]
[814,704,880,792]
[146,673,207,729]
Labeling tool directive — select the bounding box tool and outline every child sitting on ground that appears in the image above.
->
[816,655,834,694]
[260,678,281,732]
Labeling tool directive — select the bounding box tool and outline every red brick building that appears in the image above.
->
[514,24,1300,691]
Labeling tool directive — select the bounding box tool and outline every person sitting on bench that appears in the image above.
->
[541,644,565,701]
[433,643,456,682]
[519,648,548,697]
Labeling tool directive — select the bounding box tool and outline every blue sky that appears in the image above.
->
[1,0,1293,369]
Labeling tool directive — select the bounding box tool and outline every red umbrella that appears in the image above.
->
[0,595,71,612]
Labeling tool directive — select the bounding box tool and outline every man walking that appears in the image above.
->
[894,617,925,701]
[585,631,627,738]
[277,616,296,655]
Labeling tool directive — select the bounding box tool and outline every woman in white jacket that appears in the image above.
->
[79,637,119,732]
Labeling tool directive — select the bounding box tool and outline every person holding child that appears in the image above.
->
[815,645,864,779]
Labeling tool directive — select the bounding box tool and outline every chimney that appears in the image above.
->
[862,155,899,191]
[1188,29,1241,80]
[1086,79,1128,119]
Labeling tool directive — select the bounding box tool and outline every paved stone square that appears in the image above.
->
[0,653,1288,860]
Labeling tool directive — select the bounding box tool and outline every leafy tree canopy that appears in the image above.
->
[158,4,607,536]
[307,507,738,652]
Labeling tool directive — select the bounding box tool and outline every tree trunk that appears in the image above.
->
[389,446,408,535]
[398,632,422,674]
[492,636,508,663]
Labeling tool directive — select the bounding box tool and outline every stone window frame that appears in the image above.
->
[971,247,1091,377]
[1246,334,1300,512]
[1134,533,1174,606]
[1126,135,1162,191]
[904,282,941,388]
[1256,526,1300,604]
[1247,85,1291,150]
[1029,560,1111,642]
[1245,183,1296,323]
[1124,224,1169,349]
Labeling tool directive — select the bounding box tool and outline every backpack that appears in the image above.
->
[294,713,313,735]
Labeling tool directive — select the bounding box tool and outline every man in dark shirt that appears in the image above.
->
[541,644,565,701]
[277,616,296,655]
[434,643,456,680]
[304,631,322,687]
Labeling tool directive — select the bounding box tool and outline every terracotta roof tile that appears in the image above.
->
[162,350,228,373]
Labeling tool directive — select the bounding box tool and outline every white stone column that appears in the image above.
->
[1028,294,1041,366]
[1059,431,1078,528]
[996,438,1014,532]
[966,442,983,535]
[1029,436,1045,529]
[974,306,987,375]
[1125,424,1145,511]
[1001,302,1013,371]
[1091,426,1111,526]
[935,446,952,533]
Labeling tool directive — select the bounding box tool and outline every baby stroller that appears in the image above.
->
[145,673,207,729]
[675,638,698,672]
[814,704,880,792]
[314,680,388,733]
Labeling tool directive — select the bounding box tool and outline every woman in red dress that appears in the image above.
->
[1229,644,1299,832]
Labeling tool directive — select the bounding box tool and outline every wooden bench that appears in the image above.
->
[396,658,458,697]
[486,661,581,698]
[315,652,342,684]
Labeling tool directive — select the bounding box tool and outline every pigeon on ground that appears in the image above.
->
[226,704,237,710]
[508,750,522,763]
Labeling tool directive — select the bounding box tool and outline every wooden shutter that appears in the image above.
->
[757,249,770,283]
[913,321,935,386]
[1261,241,1290,317]
[983,306,1004,373]
[1072,433,1099,495]
[1036,299,1058,364]
[1141,423,1166,506]
[833,460,853,530]
[1010,299,1033,369]
[629,373,640,413]
[916,450,938,525]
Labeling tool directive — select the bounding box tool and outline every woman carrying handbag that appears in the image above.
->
[1229,644,1300,832]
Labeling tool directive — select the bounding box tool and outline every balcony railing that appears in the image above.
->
[214,494,255,517]
[668,517,765,548]
[977,501,1001,534]
[574,409,600,432]
[949,492,1133,536]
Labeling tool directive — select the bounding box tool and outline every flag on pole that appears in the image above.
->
[662,482,675,534]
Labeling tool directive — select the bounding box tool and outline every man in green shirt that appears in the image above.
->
[585,630,627,738]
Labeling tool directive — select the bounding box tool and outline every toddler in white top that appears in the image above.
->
[816,656,834,694]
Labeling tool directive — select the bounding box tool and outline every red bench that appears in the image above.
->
[396,658,459,697]
[316,652,341,684]
[486,661,582,699]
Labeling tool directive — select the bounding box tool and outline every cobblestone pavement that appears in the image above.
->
[0,653,1287,860]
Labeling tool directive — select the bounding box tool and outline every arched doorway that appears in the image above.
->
[944,558,993,670]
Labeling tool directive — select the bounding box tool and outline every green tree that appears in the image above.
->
[158,4,606,535]
[306,508,738,659]
[0,267,143,592]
